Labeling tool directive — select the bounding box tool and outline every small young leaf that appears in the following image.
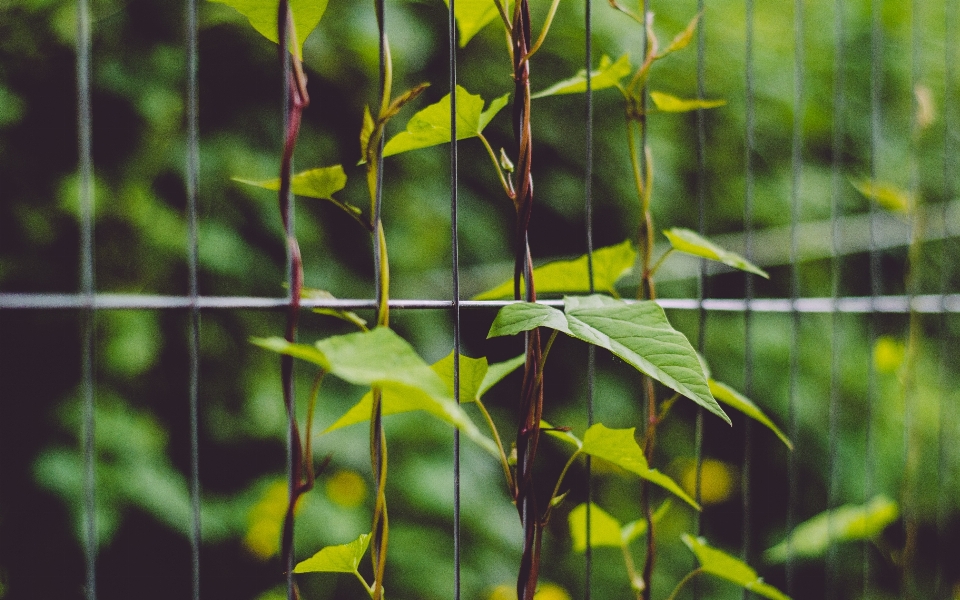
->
[443,0,501,47]
[763,496,898,563]
[656,12,700,58]
[294,533,370,573]
[568,503,624,551]
[301,288,368,330]
[682,534,791,600]
[382,82,431,122]
[663,228,768,278]
[234,165,347,200]
[208,0,327,58]
[851,178,912,213]
[474,240,636,300]
[489,295,728,424]
[709,379,791,450]
[360,106,375,157]
[382,87,509,157]
[531,54,632,99]
[649,91,726,113]
[251,337,330,368]
[581,424,699,509]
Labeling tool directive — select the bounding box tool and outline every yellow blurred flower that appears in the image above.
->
[245,480,300,560]
[487,582,571,600]
[325,470,367,507]
[680,458,736,505]
[873,336,904,374]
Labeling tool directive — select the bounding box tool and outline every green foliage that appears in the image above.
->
[649,91,726,113]
[444,0,501,47]
[208,0,327,57]
[764,496,899,563]
[295,533,370,574]
[708,379,791,449]
[488,295,729,423]
[382,86,508,157]
[474,240,636,299]
[568,501,670,551]
[531,54,632,98]
[851,178,913,213]
[663,228,768,278]
[681,535,791,600]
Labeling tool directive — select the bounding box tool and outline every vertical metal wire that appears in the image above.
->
[785,0,804,593]
[741,0,756,595]
[185,0,203,597]
[864,0,883,593]
[76,0,97,597]
[934,1,957,594]
[448,0,462,596]
[826,0,845,595]
[583,0,595,595]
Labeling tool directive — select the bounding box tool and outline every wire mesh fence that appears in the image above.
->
[0,0,958,599]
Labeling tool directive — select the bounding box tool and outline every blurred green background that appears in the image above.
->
[1,0,958,598]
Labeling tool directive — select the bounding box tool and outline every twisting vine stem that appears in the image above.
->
[276,4,316,600]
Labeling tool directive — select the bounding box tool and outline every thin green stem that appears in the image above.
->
[664,568,703,600]
[475,398,515,492]
[491,0,513,33]
[621,540,644,597]
[646,248,674,280]
[521,0,562,61]
[478,133,515,198]
[541,450,581,523]
[303,370,326,489]
[354,570,376,599]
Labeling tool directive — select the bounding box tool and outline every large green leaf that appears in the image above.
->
[473,240,636,300]
[489,295,728,424]
[568,503,623,551]
[234,165,362,221]
[764,495,898,563]
[709,379,791,450]
[531,54,632,99]
[663,228,768,278]
[252,329,497,455]
[382,86,508,157]
[443,0,501,47]
[208,0,327,58]
[294,533,370,574]
[477,354,526,397]
[649,91,726,113]
[580,424,698,509]
[682,535,790,600]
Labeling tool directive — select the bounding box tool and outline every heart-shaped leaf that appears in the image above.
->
[474,240,636,300]
[568,503,623,551]
[663,228,768,278]
[532,54,632,99]
[294,533,370,574]
[682,535,791,600]
[382,86,508,157]
[209,0,327,58]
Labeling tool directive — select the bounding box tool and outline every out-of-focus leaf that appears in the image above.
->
[763,496,899,563]
[431,352,488,403]
[649,91,726,113]
[851,178,912,213]
[663,228,768,278]
[301,288,368,330]
[477,355,526,397]
[443,0,501,47]
[656,12,700,57]
[682,535,791,600]
[208,0,327,58]
[473,240,636,300]
[254,329,497,455]
[294,533,370,573]
[568,503,623,551]
[580,424,699,509]
[234,166,363,222]
[709,380,791,449]
[531,54,632,99]
[489,296,726,423]
[382,86,508,156]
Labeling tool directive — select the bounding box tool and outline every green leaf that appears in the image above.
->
[360,106,375,156]
[649,91,726,113]
[531,54,632,99]
[763,496,898,563]
[851,178,912,213]
[473,240,636,300]
[682,535,791,600]
[663,228,768,278]
[233,166,363,221]
[443,0,501,47]
[568,503,623,551]
[709,379,792,450]
[294,533,370,573]
[301,288,368,330]
[256,328,497,455]
[382,86,508,157]
[581,424,699,509]
[489,296,727,423]
[431,352,489,404]
[477,354,526,397]
[655,13,700,58]
[541,420,584,450]
[208,0,327,58]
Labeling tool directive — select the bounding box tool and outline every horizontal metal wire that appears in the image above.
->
[1,293,958,313]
